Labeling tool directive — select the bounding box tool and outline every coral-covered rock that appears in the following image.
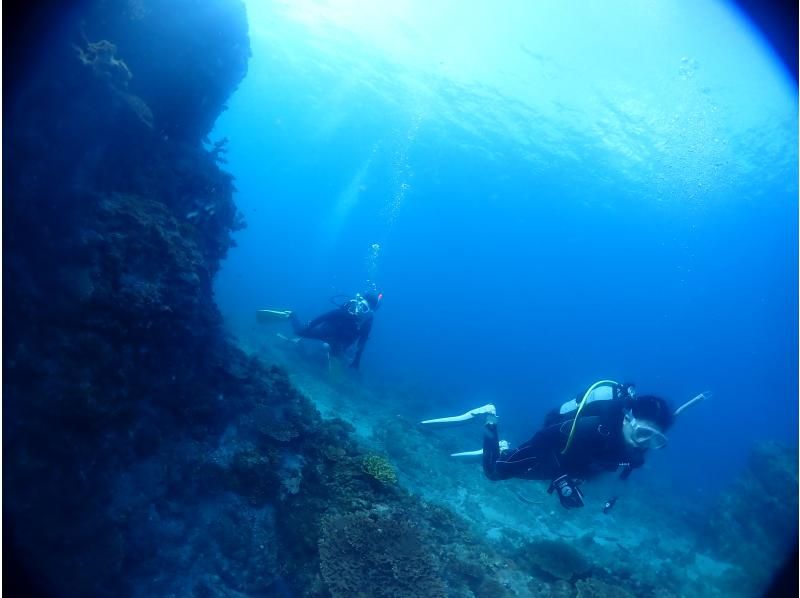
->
[227,449,280,506]
[82,0,250,143]
[3,1,254,595]
[319,509,446,598]
[4,2,528,597]
[208,506,279,594]
[75,38,133,87]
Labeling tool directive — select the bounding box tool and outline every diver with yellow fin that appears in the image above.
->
[421,381,710,510]
[256,291,382,370]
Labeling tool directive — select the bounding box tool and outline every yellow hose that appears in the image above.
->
[561,380,619,454]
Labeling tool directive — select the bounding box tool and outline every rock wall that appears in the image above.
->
[4,1,259,594]
[3,3,519,596]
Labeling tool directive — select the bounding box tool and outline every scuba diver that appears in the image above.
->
[257,291,382,370]
[421,381,709,510]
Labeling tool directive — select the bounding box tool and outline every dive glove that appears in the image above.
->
[548,474,585,509]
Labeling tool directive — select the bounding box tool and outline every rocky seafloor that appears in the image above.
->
[4,1,797,596]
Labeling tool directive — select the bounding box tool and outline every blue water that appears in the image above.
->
[213,0,797,499]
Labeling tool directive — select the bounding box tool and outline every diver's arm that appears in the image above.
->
[618,452,645,480]
[350,318,372,369]
[546,455,586,509]
[619,463,635,480]
[539,430,584,509]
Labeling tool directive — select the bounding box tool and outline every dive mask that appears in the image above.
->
[347,294,371,316]
[625,413,668,450]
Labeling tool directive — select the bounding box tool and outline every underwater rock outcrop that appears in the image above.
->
[80,0,250,143]
[4,3,521,596]
[706,441,799,594]
[4,0,255,595]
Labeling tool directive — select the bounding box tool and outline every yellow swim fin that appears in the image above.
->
[256,309,292,323]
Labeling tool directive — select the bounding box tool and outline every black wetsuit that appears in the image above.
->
[483,394,646,484]
[290,307,373,368]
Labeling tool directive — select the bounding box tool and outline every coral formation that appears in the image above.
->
[319,509,446,598]
[75,38,133,86]
[81,0,251,143]
[362,453,398,485]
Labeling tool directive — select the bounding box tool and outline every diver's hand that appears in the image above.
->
[548,475,585,509]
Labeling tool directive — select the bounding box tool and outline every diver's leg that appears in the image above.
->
[288,312,304,335]
[489,433,551,481]
[482,418,511,480]
[289,312,328,341]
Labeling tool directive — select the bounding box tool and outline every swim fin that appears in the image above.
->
[256,309,293,323]
[450,449,483,458]
[450,439,509,459]
[420,403,496,425]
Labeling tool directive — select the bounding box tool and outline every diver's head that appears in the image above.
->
[622,395,673,450]
[346,291,382,316]
[363,291,382,310]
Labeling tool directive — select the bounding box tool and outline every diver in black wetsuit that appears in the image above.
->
[288,291,381,369]
[482,382,673,508]
[421,381,692,510]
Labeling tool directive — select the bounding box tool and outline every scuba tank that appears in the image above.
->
[561,381,634,454]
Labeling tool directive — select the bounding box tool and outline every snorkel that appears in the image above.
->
[674,391,712,416]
